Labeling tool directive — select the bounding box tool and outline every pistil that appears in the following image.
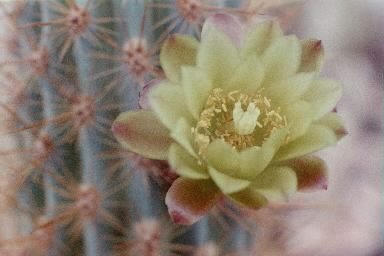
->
[233,101,261,135]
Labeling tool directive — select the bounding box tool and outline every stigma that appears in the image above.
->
[233,101,261,135]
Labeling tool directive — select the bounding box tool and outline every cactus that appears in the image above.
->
[0,0,345,255]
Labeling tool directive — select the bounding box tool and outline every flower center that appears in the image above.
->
[232,101,261,135]
[193,88,288,154]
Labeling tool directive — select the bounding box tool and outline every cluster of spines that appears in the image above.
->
[0,0,305,255]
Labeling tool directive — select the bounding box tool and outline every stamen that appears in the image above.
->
[193,88,288,155]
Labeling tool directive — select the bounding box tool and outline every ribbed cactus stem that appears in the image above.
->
[71,0,120,253]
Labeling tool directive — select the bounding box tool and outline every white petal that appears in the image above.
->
[240,128,288,180]
[274,124,338,161]
[303,79,342,120]
[169,144,209,179]
[263,72,315,106]
[181,66,212,119]
[251,166,297,202]
[225,54,264,92]
[149,82,194,129]
[170,118,198,158]
[112,111,172,160]
[208,167,251,194]
[197,23,240,87]
[202,13,244,48]
[261,35,302,83]
[242,20,283,57]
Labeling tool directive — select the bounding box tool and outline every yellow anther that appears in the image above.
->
[263,97,271,108]
[193,89,288,154]
[221,103,227,112]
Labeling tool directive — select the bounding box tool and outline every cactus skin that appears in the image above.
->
[0,0,300,255]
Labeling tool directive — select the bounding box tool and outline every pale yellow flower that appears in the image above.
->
[113,14,346,225]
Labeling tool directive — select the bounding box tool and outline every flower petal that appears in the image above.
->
[169,144,209,179]
[242,20,283,57]
[208,167,251,194]
[170,118,198,158]
[303,79,342,120]
[112,111,172,160]
[202,13,244,48]
[261,35,302,83]
[274,124,338,161]
[149,81,194,129]
[206,139,240,177]
[284,100,313,141]
[240,128,289,180]
[160,34,199,83]
[225,54,264,92]
[229,188,268,209]
[284,155,328,191]
[263,72,315,106]
[139,79,161,110]
[181,66,213,119]
[315,112,347,140]
[299,39,325,73]
[197,22,240,87]
[250,166,297,202]
[165,178,221,225]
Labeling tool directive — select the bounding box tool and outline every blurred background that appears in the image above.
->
[0,0,382,255]
[277,0,383,255]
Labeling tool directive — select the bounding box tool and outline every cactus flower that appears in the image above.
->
[112,13,346,225]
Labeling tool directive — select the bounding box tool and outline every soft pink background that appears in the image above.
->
[284,0,383,255]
